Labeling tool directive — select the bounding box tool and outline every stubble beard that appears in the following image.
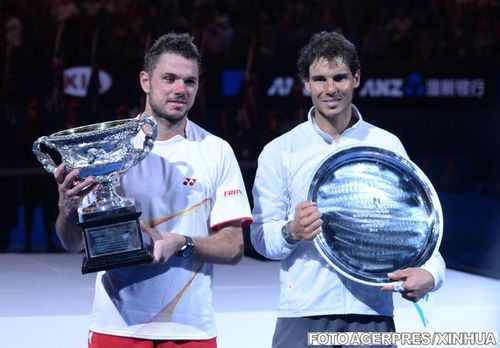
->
[150,100,188,126]
[315,95,350,120]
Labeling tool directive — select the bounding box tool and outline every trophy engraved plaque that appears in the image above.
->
[308,145,443,286]
[33,117,157,273]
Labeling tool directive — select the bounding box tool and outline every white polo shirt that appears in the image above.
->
[88,118,252,339]
[251,106,445,318]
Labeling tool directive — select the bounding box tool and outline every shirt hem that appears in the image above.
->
[89,327,216,341]
[276,309,394,318]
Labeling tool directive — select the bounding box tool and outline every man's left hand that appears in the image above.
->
[381,268,435,302]
[140,222,185,263]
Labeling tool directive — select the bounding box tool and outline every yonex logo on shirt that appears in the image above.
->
[183,178,197,186]
[224,189,242,197]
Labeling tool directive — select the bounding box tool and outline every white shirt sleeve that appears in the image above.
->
[250,143,299,260]
[210,141,252,229]
[421,251,446,291]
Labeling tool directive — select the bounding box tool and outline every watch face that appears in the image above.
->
[308,145,442,286]
[180,236,194,258]
[281,223,290,238]
[282,222,297,244]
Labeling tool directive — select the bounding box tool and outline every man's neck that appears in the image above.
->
[156,116,187,140]
[314,107,355,142]
[140,111,187,141]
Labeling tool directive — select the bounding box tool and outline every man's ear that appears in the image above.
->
[139,71,150,94]
[304,79,311,93]
[353,70,361,88]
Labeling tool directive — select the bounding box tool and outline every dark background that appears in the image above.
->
[1,0,498,279]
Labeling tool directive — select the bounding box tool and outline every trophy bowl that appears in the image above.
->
[33,118,157,180]
[33,117,158,273]
[33,117,157,212]
[307,145,443,286]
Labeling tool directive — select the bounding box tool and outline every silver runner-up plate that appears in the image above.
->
[307,146,443,286]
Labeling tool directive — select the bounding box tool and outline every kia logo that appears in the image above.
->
[63,66,112,97]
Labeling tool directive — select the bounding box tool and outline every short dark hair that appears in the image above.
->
[297,31,360,81]
[143,32,202,74]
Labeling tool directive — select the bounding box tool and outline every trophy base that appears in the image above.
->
[81,248,153,274]
[78,206,153,274]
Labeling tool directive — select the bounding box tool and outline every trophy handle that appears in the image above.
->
[134,117,158,165]
[32,136,58,174]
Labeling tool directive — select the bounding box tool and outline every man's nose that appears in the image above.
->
[173,80,186,94]
[325,79,337,93]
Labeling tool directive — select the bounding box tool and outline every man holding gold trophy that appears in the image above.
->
[43,33,252,347]
[251,31,446,347]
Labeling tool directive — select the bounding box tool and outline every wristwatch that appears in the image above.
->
[176,235,194,258]
[281,221,299,244]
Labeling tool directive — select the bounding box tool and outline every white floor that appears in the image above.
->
[0,254,498,348]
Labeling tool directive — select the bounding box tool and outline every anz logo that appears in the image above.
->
[359,72,424,98]
[359,78,405,98]
[359,72,485,98]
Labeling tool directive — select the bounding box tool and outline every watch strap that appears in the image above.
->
[176,235,194,258]
[281,221,298,244]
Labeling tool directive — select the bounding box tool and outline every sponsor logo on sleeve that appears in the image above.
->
[224,189,242,197]
[183,178,197,186]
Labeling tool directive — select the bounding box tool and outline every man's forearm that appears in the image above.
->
[55,209,84,253]
[192,223,244,265]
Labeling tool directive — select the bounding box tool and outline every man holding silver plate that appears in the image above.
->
[251,31,446,347]
[48,33,252,347]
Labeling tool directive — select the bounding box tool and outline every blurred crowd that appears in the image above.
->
[0,0,499,251]
[2,0,499,134]
[1,0,498,142]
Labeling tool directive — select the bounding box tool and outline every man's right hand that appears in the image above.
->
[290,201,323,241]
[54,163,97,252]
[55,163,97,215]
